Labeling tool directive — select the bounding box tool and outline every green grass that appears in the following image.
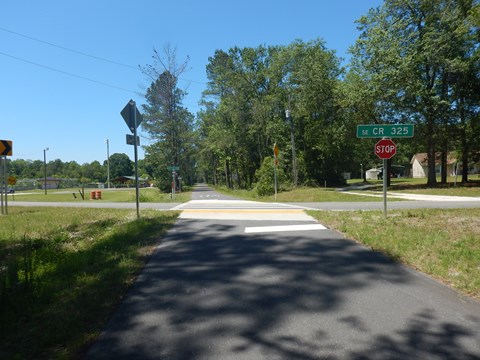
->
[8,187,192,203]
[0,207,179,359]
[215,176,480,202]
[215,186,384,202]
[348,176,480,197]
[309,208,480,299]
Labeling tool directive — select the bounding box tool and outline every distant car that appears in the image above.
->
[377,171,393,180]
[377,165,405,179]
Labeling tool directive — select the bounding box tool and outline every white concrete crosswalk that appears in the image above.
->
[245,224,327,233]
[177,199,317,221]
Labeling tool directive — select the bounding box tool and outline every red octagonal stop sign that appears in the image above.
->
[375,138,396,159]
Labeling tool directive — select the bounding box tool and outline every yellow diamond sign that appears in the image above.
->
[0,140,12,156]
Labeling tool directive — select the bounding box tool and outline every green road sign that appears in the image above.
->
[357,124,414,138]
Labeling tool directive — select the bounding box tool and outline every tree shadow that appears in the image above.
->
[349,309,480,360]
[85,219,480,359]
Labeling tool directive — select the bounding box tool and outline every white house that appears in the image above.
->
[411,152,480,178]
[410,152,457,178]
[38,177,62,190]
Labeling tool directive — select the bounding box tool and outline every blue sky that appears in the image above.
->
[1,0,383,164]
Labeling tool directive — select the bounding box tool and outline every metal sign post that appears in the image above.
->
[1,156,4,215]
[167,166,179,200]
[121,100,143,219]
[4,156,7,215]
[357,125,414,219]
[273,143,279,201]
[375,138,396,218]
[0,141,12,215]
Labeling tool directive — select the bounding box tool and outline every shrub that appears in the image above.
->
[254,157,290,196]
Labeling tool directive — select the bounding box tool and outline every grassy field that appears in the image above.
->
[215,186,385,202]
[348,176,480,197]
[215,177,480,201]
[309,208,480,300]
[7,187,192,203]
[0,207,179,359]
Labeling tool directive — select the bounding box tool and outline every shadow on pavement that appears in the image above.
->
[86,220,480,359]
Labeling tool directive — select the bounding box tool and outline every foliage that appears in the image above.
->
[349,0,480,185]
[140,46,197,189]
[214,185,386,202]
[6,154,136,185]
[0,207,179,359]
[107,153,133,179]
[254,156,290,196]
[197,40,351,189]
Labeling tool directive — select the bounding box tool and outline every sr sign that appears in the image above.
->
[375,138,396,159]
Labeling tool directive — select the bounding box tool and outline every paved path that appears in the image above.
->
[85,185,480,359]
[7,183,480,212]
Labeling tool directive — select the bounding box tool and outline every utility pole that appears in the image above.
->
[44,147,49,195]
[105,139,110,188]
[285,109,297,187]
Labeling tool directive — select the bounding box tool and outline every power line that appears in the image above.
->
[0,51,136,93]
[0,26,139,70]
[0,26,208,86]
[0,50,203,110]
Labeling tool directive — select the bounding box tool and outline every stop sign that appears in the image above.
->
[375,138,396,159]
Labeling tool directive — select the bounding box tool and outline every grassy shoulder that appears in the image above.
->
[215,186,384,202]
[308,208,480,300]
[0,207,179,359]
[215,177,480,201]
[348,177,480,197]
[7,187,192,203]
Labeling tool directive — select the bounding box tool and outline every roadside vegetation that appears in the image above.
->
[309,208,480,300]
[215,185,383,202]
[352,177,480,197]
[360,175,480,196]
[0,207,179,359]
[7,187,192,203]
[215,176,480,201]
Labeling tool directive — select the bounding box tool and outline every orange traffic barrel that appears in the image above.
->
[96,190,102,200]
[90,191,96,200]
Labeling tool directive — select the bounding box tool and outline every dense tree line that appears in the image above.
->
[5,153,138,184]
[350,0,480,186]
[196,40,352,188]
[8,1,478,193]
[193,0,479,190]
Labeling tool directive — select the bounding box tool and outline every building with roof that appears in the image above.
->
[410,152,480,178]
[112,176,149,187]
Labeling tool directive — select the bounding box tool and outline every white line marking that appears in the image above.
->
[245,224,327,233]
[171,203,187,210]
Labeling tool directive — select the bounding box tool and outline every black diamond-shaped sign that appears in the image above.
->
[121,100,143,133]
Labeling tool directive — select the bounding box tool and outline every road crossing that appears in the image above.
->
[176,199,317,221]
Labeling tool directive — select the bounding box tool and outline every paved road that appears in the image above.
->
[85,185,480,359]
[7,184,480,211]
